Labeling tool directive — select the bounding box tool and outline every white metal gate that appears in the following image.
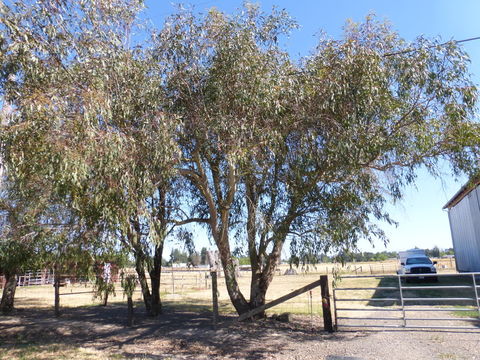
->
[333,273,480,330]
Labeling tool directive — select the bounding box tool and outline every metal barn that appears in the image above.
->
[443,179,480,272]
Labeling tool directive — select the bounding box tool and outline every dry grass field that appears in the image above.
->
[11,258,458,316]
[13,269,325,316]
[3,259,479,360]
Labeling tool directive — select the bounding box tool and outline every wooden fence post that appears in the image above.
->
[320,275,334,332]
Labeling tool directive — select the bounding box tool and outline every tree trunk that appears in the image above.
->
[134,254,153,315]
[0,273,17,314]
[189,154,250,315]
[54,270,60,317]
[129,225,154,316]
[127,296,134,326]
[245,178,266,317]
[249,272,267,318]
[245,184,297,317]
[216,228,250,315]
[149,242,164,316]
[103,291,109,306]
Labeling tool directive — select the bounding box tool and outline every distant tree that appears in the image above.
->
[169,249,189,265]
[426,246,441,258]
[200,247,208,265]
[442,248,455,256]
[373,253,389,262]
[188,252,201,267]
[238,257,251,266]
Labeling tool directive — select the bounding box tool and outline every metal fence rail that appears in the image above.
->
[333,272,480,331]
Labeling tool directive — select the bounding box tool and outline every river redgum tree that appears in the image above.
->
[156,7,479,315]
[1,2,478,317]
[0,0,180,316]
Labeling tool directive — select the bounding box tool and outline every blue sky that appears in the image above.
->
[144,0,480,255]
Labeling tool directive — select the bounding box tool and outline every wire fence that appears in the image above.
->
[6,259,458,324]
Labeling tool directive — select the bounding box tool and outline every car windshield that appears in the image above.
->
[406,257,432,265]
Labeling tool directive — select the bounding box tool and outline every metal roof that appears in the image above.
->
[443,178,480,209]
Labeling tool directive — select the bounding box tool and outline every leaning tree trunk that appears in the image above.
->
[149,242,164,316]
[0,272,17,314]
[215,226,250,315]
[129,227,154,316]
[134,254,153,315]
[246,187,297,317]
[189,155,250,315]
[249,272,268,317]
[103,291,109,306]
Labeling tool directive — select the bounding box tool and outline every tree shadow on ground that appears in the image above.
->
[0,302,353,360]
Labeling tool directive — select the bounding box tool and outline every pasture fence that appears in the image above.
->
[3,258,457,290]
[17,270,55,287]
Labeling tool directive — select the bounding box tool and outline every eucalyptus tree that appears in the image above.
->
[0,162,111,315]
[236,17,480,313]
[156,5,299,314]
[158,6,479,316]
[0,0,180,315]
[0,183,40,314]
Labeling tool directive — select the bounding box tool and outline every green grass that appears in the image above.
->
[449,305,479,318]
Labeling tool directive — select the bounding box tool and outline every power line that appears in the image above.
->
[285,35,480,76]
[384,36,480,57]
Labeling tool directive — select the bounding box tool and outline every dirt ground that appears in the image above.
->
[1,303,479,360]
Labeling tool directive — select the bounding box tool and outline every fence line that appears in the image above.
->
[2,259,457,291]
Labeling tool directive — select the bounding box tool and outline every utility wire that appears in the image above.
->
[384,36,480,57]
[285,36,480,77]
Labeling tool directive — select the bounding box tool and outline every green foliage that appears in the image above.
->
[441,248,455,256]
[425,246,441,258]
[93,276,115,302]
[0,177,54,276]
[1,1,479,314]
[0,0,184,310]
[168,248,188,265]
[237,257,251,266]
[121,273,137,299]
[0,0,179,232]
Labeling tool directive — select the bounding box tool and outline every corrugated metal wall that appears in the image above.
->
[448,186,480,272]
